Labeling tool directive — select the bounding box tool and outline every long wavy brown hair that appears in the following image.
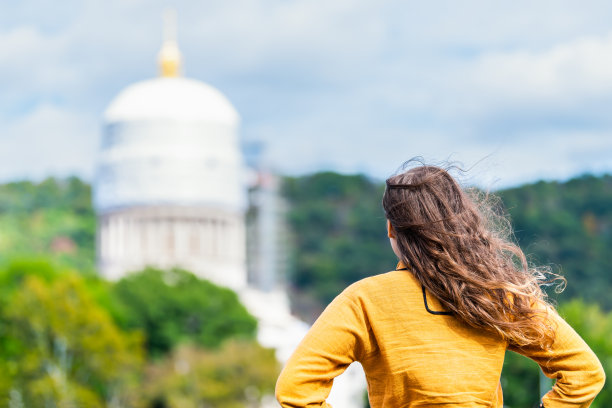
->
[382,162,564,348]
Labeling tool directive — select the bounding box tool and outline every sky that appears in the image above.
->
[2,0,612,189]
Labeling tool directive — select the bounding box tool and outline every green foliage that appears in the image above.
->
[498,175,612,308]
[0,257,59,294]
[0,270,143,407]
[111,268,258,356]
[0,170,608,407]
[500,351,541,407]
[559,299,612,407]
[138,340,279,408]
[0,260,273,408]
[283,172,612,315]
[283,172,396,307]
[0,177,96,274]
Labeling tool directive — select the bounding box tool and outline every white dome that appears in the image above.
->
[105,77,239,124]
[95,75,245,213]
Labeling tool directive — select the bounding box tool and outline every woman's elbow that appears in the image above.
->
[592,361,606,394]
[275,369,293,406]
[581,355,606,402]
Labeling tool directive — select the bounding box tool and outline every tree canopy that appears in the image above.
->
[283,172,396,309]
[498,175,612,308]
[1,173,610,407]
[137,341,278,408]
[0,258,274,408]
[283,172,612,313]
[0,177,95,274]
[0,271,142,407]
[110,268,258,356]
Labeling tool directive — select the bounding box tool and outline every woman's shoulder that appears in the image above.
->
[341,268,421,301]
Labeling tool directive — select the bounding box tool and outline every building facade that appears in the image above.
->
[93,18,365,407]
[94,31,246,289]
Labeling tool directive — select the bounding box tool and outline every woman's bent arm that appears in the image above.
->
[508,309,605,408]
[275,288,369,408]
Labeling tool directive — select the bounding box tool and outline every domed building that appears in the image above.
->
[93,19,366,407]
[94,28,245,288]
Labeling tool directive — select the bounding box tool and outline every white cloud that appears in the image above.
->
[0,27,74,107]
[468,34,612,109]
[2,0,612,187]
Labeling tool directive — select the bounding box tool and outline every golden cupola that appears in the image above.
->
[157,9,182,77]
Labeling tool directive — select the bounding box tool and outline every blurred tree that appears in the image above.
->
[0,177,95,274]
[500,351,541,407]
[0,257,59,295]
[138,340,279,408]
[498,175,612,309]
[558,299,612,407]
[283,172,396,311]
[0,273,143,407]
[283,172,612,316]
[111,268,258,356]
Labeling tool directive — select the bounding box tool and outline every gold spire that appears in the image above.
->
[158,9,182,77]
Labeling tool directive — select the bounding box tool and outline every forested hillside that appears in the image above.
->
[1,173,610,407]
[5,173,610,308]
[282,172,396,310]
[0,177,95,273]
[283,172,612,310]
[498,175,612,308]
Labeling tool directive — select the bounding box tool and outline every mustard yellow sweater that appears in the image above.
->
[276,267,605,407]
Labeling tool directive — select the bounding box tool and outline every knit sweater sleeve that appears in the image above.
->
[275,287,369,408]
[508,308,605,408]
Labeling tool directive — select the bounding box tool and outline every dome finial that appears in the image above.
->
[158,8,182,77]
